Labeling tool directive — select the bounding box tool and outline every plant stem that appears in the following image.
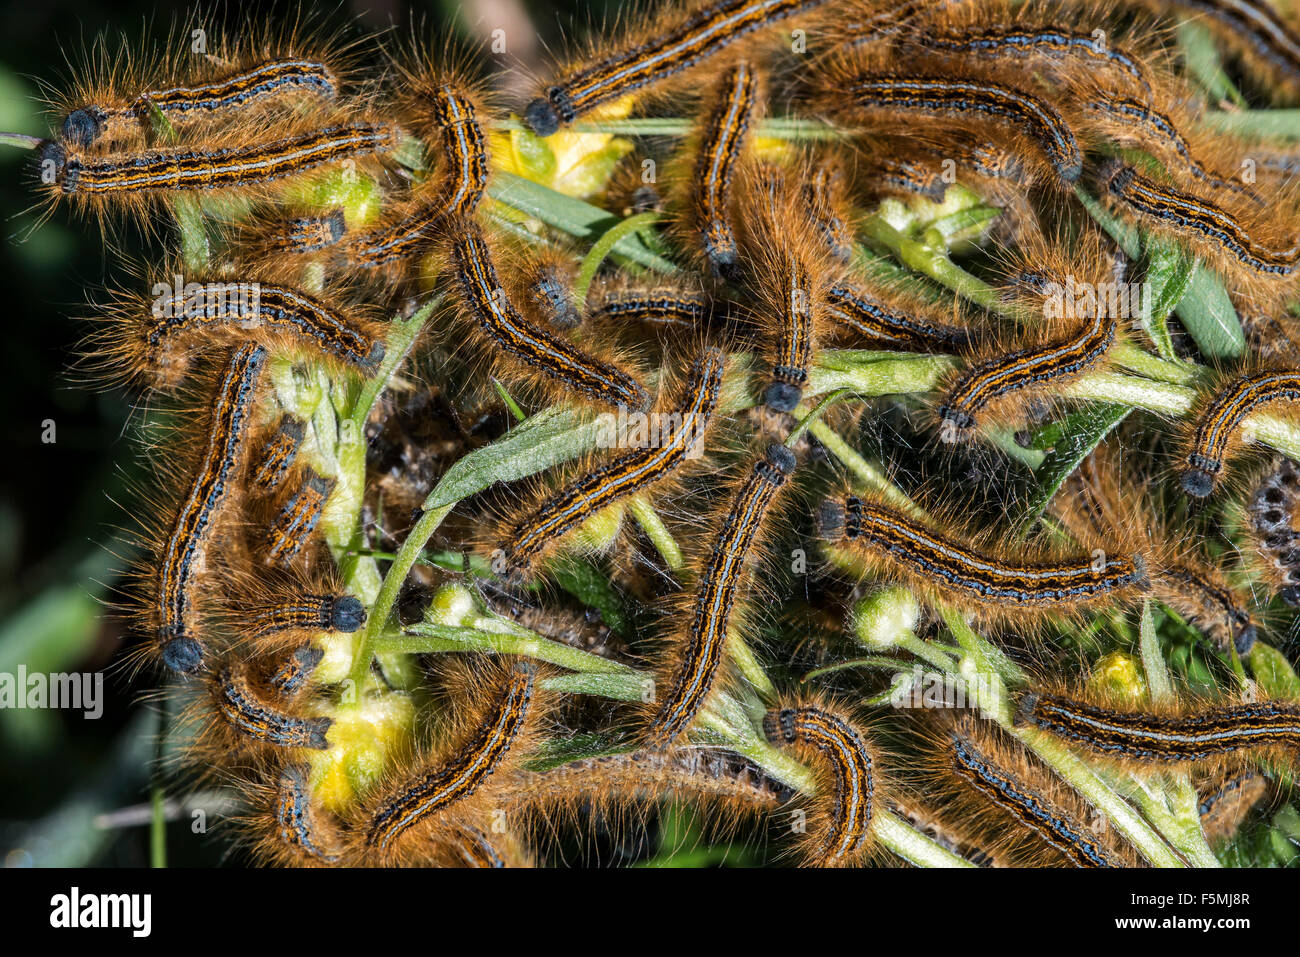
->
[378,622,634,675]
[346,504,454,694]
[628,495,685,571]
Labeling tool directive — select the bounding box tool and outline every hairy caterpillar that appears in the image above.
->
[60,58,339,149]
[1244,456,1300,606]
[763,701,876,867]
[356,661,538,862]
[44,118,402,215]
[448,220,651,413]
[523,0,828,136]
[937,298,1116,437]
[91,276,384,392]
[210,659,333,751]
[344,79,488,275]
[493,345,725,584]
[266,468,336,565]
[250,415,307,495]
[826,281,977,353]
[689,61,760,279]
[1101,162,1300,292]
[937,721,1134,867]
[1016,689,1300,764]
[1180,370,1300,499]
[646,443,796,745]
[817,494,1148,617]
[832,73,1083,183]
[150,344,266,675]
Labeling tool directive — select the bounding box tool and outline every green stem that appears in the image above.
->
[802,656,914,681]
[572,211,661,310]
[499,116,848,141]
[786,390,855,447]
[150,783,166,869]
[1014,728,1186,867]
[896,631,959,673]
[0,132,41,149]
[862,215,1005,314]
[874,810,976,868]
[628,495,685,571]
[378,622,634,675]
[346,503,454,694]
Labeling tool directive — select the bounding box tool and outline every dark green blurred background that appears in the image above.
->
[0,0,598,868]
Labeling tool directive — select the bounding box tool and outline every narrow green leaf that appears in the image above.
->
[422,405,603,509]
[1178,21,1247,105]
[1249,642,1300,699]
[488,171,679,274]
[1203,109,1300,140]
[1015,403,1132,536]
[1141,239,1191,360]
[1175,264,1245,358]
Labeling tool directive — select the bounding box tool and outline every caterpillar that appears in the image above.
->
[801,162,854,263]
[1016,690,1300,764]
[358,661,538,860]
[250,415,307,495]
[268,763,342,864]
[1054,441,1259,655]
[493,346,725,584]
[646,443,797,746]
[1135,0,1300,98]
[689,61,760,279]
[908,23,1152,96]
[589,286,708,333]
[244,589,367,655]
[527,258,581,331]
[940,724,1130,867]
[523,0,828,136]
[266,468,336,565]
[210,660,333,751]
[344,80,488,274]
[1082,94,1260,204]
[817,494,1148,616]
[763,702,875,867]
[741,173,839,414]
[448,220,650,413]
[825,281,977,353]
[268,645,326,700]
[937,302,1116,437]
[151,344,266,675]
[45,119,402,208]
[94,277,384,392]
[60,58,340,149]
[1102,162,1300,286]
[1180,370,1300,498]
[834,74,1083,183]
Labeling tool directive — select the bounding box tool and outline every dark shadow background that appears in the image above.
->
[0,0,600,868]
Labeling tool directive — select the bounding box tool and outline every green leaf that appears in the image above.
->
[1015,403,1132,536]
[1178,21,1247,105]
[1202,109,1300,140]
[546,554,631,637]
[488,171,679,274]
[423,405,604,510]
[1250,642,1300,699]
[1141,239,1191,360]
[1175,264,1245,359]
